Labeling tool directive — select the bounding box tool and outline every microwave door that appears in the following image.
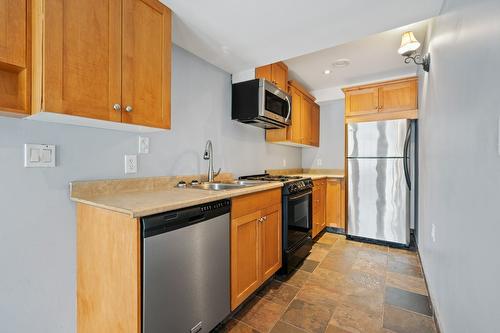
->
[260,81,291,125]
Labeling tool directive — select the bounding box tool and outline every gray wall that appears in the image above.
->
[0,45,301,332]
[302,99,345,170]
[417,0,500,332]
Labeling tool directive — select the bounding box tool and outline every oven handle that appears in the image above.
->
[288,190,312,201]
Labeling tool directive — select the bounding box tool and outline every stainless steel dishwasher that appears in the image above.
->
[141,199,230,333]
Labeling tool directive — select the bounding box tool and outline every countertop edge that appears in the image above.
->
[71,182,283,218]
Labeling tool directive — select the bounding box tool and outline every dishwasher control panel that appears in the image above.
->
[200,199,230,212]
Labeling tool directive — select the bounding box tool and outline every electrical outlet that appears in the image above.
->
[282,159,287,167]
[125,155,137,174]
[431,224,436,243]
[317,158,323,167]
[139,136,150,154]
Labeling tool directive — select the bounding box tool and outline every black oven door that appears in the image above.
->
[284,190,312,250]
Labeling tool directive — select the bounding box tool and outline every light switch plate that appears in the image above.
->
[24,144,56,168]
[138,136,150,154]
[125,155,137,174]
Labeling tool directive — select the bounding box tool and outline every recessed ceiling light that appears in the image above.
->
[323,69,331,75]
[333,58,351,68]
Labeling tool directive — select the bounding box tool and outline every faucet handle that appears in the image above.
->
[214,168,221,178]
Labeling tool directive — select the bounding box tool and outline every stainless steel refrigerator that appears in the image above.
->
[347,119,417,246]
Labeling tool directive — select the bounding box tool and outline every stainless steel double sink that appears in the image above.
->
[190,180,267,191]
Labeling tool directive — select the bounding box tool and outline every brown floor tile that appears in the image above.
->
[387,260,423,278]
[341,289,385,318]
[314,241,335,251]
[352,257,387,278]
[348,270,385,293]
[325,325,352,333]
[295,281,341,309]
[386,271,427,296]
[329,300,383,333]
[361,242,389,254]
[388,247,418,257]
[218,319,261,333]
[317,233,339,245]
[276,269,311,288]
[307,247,329,262]
[319,254,355,274]
[257,280,300,306]
[383,304,436,333]
[281,299,335,333]
[235,297,285,333]
[270,321,308,333]
[388,253,420,267]
[297,259,320,273]
[358,249,389,265]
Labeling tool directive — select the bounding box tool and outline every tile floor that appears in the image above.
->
[217,232,437,333]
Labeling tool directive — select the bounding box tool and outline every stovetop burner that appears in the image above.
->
[239,173,313,195]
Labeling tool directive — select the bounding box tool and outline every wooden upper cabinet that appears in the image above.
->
[35,0,122,122]
[122,0,171,128]
[344,87,379,117]
[343,77,418,122]
[0,0,29,115]
[270,62,288,91]
[255,61,288,91]
[32,0,172,129]
[311,103,320,147]
[301,97,313,145]
[378,79,417,113]
[0,0,26,67]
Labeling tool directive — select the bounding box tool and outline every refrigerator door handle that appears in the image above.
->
[403,124,412,190]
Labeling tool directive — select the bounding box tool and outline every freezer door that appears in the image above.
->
[347,119,410,158]
[348,158,409,245]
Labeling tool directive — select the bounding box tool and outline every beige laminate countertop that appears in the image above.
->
[70,181,283,218]
[291,173,344,180]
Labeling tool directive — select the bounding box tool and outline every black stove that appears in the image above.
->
[239,173,313,274]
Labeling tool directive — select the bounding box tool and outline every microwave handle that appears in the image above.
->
[285,96,291,122]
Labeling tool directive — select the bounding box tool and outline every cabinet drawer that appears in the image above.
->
[232,188,281,219]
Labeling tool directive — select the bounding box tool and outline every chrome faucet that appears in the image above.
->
[203,140,221,182]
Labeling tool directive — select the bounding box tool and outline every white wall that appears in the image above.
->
[302,99,345,169]
[0,45,301,332]
[417,0,500,332]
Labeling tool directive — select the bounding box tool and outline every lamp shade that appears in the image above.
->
[398,31,421,56]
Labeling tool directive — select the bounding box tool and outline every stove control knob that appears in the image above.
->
[176,181,187,188]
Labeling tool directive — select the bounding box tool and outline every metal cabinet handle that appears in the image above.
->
[113,104,121,111]
[262,216,267,221]
[125,106,133,113]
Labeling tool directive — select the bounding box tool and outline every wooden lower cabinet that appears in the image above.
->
[77,204,141,333]
[312,179,326,238]
[231,189,282,310]
[326,178,345,230]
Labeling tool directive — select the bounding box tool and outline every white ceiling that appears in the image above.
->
[285,20,430,101]
[161,0,443,74]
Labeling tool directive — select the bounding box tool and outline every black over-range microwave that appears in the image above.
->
[232,78,292,129]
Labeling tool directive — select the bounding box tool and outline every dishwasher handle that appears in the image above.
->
[142,199,231,238]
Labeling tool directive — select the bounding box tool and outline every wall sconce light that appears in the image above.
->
[398,31,430,72]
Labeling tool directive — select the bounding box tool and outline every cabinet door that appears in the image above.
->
[271,62,288,91]
[41,0,122,121]
[255,64,272,82]
[379,80,417,113]
[311,103,320,147]
[326,179,342,229]
[288,86,303,143]
[301,97,313,145]
[122,0,171,129]
[0,0,26,67]
[319,182,327,230]
[345,87,379,116]
[260,204,282,281]
[231,211,261,310]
